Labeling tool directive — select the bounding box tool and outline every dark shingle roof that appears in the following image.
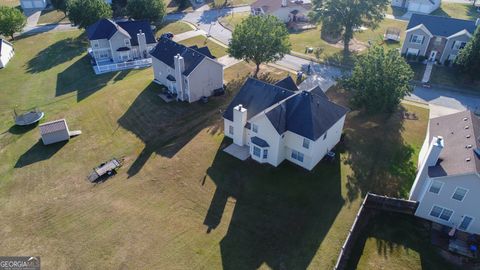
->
[150,37,217,76]
[275,76,298,91]
[86,19,156,46]
[251,136,269,147]
[223,77,295,122]
[265,91,349,141]
[407,14,477,37]
[427,110,480,177]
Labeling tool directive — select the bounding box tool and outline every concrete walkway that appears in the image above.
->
[172,29,207,42]
[23,8,42,27]
[421,62,433,83]
[217,55,242,68]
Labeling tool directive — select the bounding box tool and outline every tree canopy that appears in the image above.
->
[342,46,413,113]
[51,0,70,15]
[454,27,480,79]
[126,0,166,23]
[309,0,388,53]
[0,6,26,40]
[67,0,112,29]
[228,15,291,77]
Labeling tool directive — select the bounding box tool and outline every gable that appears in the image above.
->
[407,14,477,37]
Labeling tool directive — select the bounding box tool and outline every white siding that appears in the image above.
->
[186,58,224,103]
[249,114,283,166]
[0,42,14,68]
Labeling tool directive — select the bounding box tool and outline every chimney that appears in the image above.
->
[137,30,147,58]
[174,54,185,101]
[233,104,247,146]
[281,0,287,7]
[425,136,444,167]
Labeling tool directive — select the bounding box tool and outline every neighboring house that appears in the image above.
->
[391,0,440,14]
[150,37,224,103]
[86,19,157,74]
[0,39,14,68]
[409,111,480,235]
[20,0,47,9]
[401,14,479,64]
[39,119,71,145]
[251,0,312,23]
[223,77,349,171]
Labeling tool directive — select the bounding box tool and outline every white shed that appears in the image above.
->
[0,39,14,68]
[39,119,71,145]
[20,0,47,9]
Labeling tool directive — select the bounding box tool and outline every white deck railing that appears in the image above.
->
[95,58,152,74]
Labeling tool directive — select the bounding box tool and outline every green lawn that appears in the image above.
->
[218,12,250,31]
[37,9,70,25]
[0,30,430,269]
[212,0,255,8]
[178,35,227,58]
[386,6,407,17]
[155,21,194,38]
[432,3,480,20]
[224,61,294,82]
[430,65,480,91]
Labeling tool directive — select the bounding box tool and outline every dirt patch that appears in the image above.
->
[328,38,368,52]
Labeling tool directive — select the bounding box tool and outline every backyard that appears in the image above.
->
[178,35,228,58]
[0,30,433,269]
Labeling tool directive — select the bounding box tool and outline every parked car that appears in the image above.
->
[160,32,174,40]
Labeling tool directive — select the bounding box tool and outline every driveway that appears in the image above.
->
[23,8,43,27]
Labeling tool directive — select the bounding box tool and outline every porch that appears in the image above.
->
[431,222,480,261]
[92,58,152,75]
[223,144,250,161]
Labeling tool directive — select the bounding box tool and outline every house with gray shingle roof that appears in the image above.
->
[409,110,480,234]
[401,14,479,64]
[223,77,348,170]
[150,37,224,103]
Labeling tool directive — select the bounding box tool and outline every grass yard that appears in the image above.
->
[0,0,19,7]
[386,6,407,17]
[212,0,255,8]
[432,3,480,20]
[218,12,250,31]
[348,213,458,270]
[429,65,480,91]
[37,9,70,25]
[0,30,431,269]
[223,61,294,82]
[155,21,194,38]
[178,35,228,58]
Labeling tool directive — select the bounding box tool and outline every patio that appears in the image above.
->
[223,144,250,161]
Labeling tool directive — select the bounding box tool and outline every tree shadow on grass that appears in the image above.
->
[204,137,345,269]
[15,140,67,168]
[117,82,226,178]
[26,34,87,74]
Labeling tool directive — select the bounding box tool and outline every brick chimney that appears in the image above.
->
[233,104,247,146]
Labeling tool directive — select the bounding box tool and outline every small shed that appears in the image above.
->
[384,27,401,42]
[39,119,70,145]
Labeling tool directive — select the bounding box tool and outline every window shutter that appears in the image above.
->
[421,36,424,44]
[452,41,456,49]
[409,35,412,42]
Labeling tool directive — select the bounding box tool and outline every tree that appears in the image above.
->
[0,6,26,40]
[67,0,112,29]
[309,0,388,53]
[228,15,291,77]
[126,0,166,23]
[51,0,69,15]
[454,27,480,79]
[342,46,413,113]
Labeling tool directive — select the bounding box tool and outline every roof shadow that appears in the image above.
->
[15,140,67,168]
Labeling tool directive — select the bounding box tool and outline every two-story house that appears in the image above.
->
[409,110,480,235]
[223,77,349,171]
[150,37,224,103]
[251,0,311,24]
[401,14,479,64]
[86,19,157,74]
[0,39,14,68]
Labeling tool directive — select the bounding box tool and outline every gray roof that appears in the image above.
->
[251,136,269,147]
[428,110,480,178]
[86,19,156,46]
[275,76,298,91]
[39,119,68,135]
[407,14,477,37]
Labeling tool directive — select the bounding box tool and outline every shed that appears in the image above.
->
[384,27,401,42]
[39,119,70,145]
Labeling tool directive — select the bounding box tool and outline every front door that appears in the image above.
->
[429,50,437,62]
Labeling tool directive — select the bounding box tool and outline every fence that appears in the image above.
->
[95,58,152,74]
[334,193,419,270]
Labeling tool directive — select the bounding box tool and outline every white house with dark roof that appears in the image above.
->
[86,19,157,74]
[391,0,440,14]
[223,77,348,171]
[150,37,224,103]
[409,111,480,234]
[401,14,479,63]
[251,0,312,24]
[0,39,14,68]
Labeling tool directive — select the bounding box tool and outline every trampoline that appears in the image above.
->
[14,108,45,126]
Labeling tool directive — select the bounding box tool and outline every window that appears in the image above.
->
[252,124,258,133]
[406,48,419,56]
[303,138,310,149]
[93,40,99,48]
[263,149,268,159]
[428,181,443,194]
[429,205,453,221]
[125,39,131,46]
[452,187,468,201]
[410,34,424,44]
[291,150,304,162]
[429,206,442,218]
[440,209,453,221]
[253,146,261,157]
[452,41,467,50]
[459,216,473,231]
[229,125,234,135]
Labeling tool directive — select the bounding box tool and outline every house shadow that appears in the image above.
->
[15,140,67,168]
[56,55,119,102]
[118,82,225,177]
[26,34,87,74]
[342,105,417,201]
[204,137,345,269]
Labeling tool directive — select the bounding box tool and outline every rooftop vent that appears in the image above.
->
[465,125,469,129]
[463,117,468,121]
[466,134,471,138]
[466,157,471,162]
[466,144,472,149]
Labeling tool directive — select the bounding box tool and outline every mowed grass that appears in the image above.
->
[0,30,431,269]
[432,3,480,20]
[37,9,70,25]
[178,35,227,58]
[218,12,250,31]
[223,61,294,82]
[155,21,194,38]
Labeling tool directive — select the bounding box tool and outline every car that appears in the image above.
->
[160,32,174,40]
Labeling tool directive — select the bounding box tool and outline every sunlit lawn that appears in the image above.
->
[218,12,250,31]
[155,21,194,38]
[432,3,480,20]
[37,9,70,25]
[178,35,228,58]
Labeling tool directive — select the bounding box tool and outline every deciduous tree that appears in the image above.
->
[228,15,291,77]
[0,6,26,40]
[342,45,413,113]
[126,0,166,23]
[67,0,112,29]
[454,27,480,79]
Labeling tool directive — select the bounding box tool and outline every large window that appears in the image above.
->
[429,205,453,221]
[440,209,453,221]
[452,187,468,201]
[428,180,443,194]
[253,146,261,157]
[429,206,443,218]
[291,150,304,162]
[303,138,310,149]
[459,216,473,231]
[410,34,424,44]
[229,125,234,135]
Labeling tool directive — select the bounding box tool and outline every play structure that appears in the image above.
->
[13,107,45,126]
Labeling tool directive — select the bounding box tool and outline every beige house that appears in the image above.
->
[251,0,311,23]
[150,38,224,103]
[86,19,157,74]
[401,14,479,64]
